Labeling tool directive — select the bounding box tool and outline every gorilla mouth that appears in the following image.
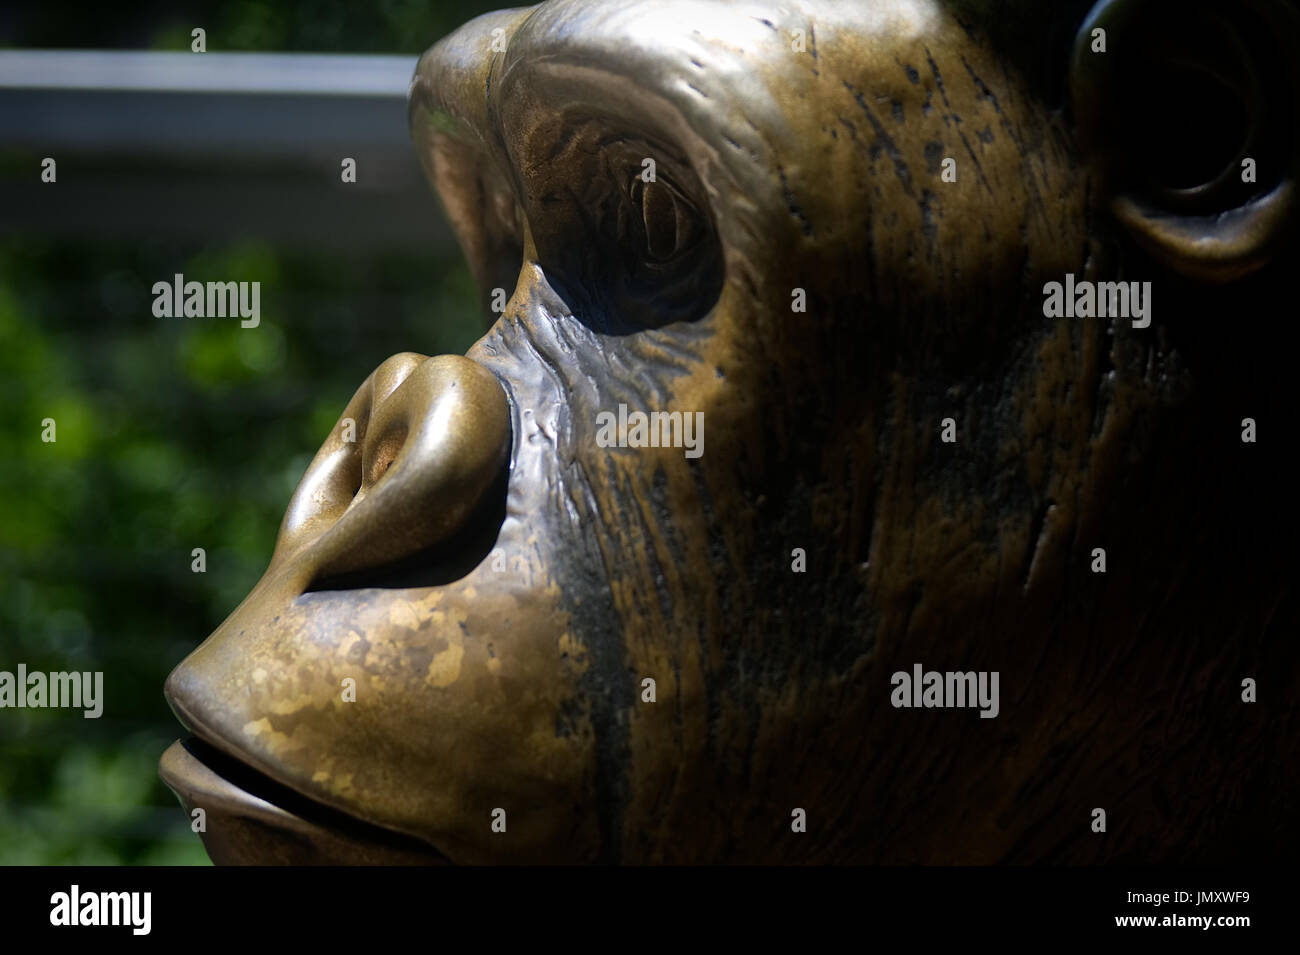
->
[159,737,450,865]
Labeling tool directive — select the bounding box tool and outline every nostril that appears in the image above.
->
[308,456,509,594]
[363,424,408,489]
[270,354,511,584]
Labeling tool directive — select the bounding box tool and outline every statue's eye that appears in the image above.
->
[510,115,724,331]
[625,175,706,264]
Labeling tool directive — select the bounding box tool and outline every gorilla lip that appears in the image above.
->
[161,669,452,864]
[160,736,451,865]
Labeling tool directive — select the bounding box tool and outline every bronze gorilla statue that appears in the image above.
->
[160,0,1300,864]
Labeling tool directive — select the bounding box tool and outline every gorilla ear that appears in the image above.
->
[1070,0,1300,281]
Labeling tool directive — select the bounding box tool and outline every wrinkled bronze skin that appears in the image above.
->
[162,0,1300,864]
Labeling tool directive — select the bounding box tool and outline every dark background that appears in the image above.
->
[0,0,500,863]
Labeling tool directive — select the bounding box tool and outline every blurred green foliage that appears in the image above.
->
[0,234,482,863]
[0,0,507,865]
[1,0,501,869]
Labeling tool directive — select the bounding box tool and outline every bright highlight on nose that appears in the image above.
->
[270,353,511,583]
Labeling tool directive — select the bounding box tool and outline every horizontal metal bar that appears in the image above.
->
[0,52,422,158]
[0,50,418,97]
[0,89,417,156]
[0,51,452,251]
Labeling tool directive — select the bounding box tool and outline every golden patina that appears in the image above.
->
[162,0,1300,864]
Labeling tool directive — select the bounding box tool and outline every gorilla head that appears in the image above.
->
[162,0,1300,864]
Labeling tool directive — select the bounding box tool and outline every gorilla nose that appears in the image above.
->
[268,352,511,585]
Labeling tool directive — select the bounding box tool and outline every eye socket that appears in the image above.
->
[514,116,725,332]
[1118,19,1261,207]
[1073,1,1290,218]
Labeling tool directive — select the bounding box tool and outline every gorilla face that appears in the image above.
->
[162,0,1300,864]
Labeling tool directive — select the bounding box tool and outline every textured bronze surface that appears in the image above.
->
[163,0,1300,864]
